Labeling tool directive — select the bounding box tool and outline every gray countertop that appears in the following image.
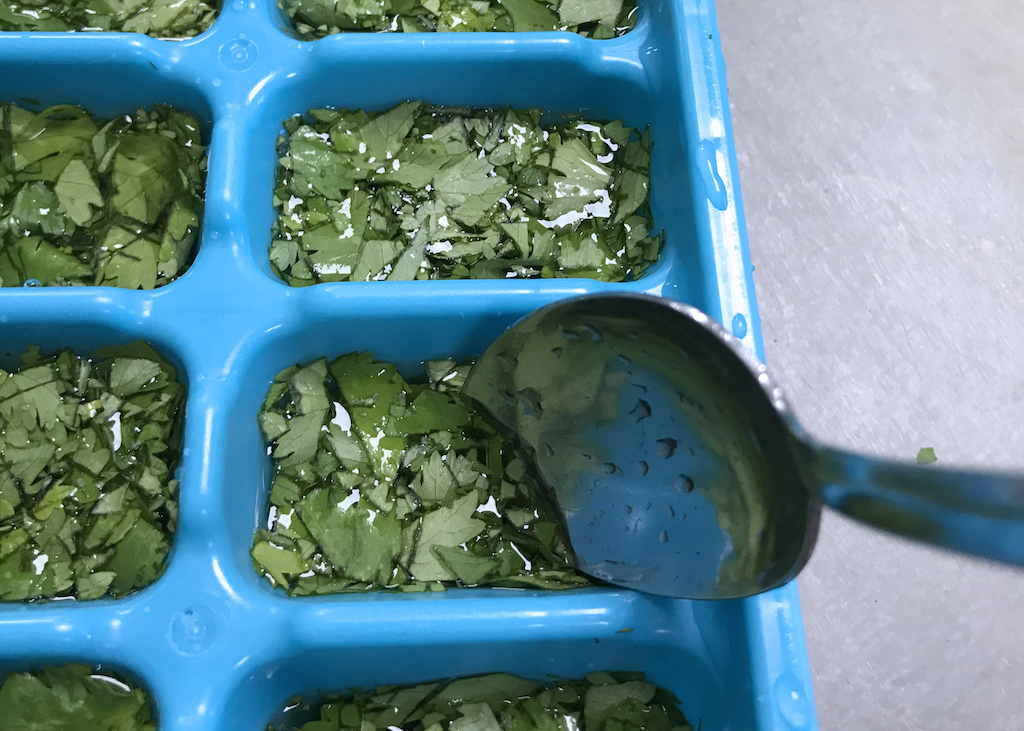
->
[715,0,1024,727]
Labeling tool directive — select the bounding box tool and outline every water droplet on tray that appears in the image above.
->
[696,138,728,210]
[638,461,648,476]
[773,674,811,729]
[659,531,668,543]
[731,312,748,339]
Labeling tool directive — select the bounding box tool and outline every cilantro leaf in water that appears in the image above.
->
[0,103,206,289]
[270,104,663,284]
[0,344,183,601]
[282,0,636,39]
[0,664,155,731]
[0,0,217,36]
[251,352,589,594]
[272,673,693,731]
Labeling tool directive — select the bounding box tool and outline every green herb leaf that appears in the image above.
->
[497,0,559,31]
[433,546,499,585]
[0,0,216,36]
[360,101,422,162]
[0,103,206,289]
[558,0,623,29]
[271,104,662,284]
[0,664,155,731]
[282,0,636,39]
[53,159,103,226]
[0,344,183,602]
[109,357,165,398]
[584,680,656,729]
[252,540,309,587]
[433,154,511,226]
[450,703,502,731]
[252,353,589,595]
[273,673,692,731]
[612,134,651,223]
[300,488,402,584]
[393,389,471,435]
[409,491,486,581]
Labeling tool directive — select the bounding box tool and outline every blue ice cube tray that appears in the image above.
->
[0,2,819,729]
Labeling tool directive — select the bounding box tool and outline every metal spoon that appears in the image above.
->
[462,293,1024,600]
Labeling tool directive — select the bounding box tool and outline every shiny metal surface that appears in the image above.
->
[717,0,1024,726]
[464,292,1024,601]
[463,293,821,600]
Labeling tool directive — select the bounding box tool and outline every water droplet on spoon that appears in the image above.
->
[674,474,695,493]
[629,399,651,421]
[656,438,678,458]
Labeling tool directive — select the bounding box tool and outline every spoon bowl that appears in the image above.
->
[463,293,1024,599]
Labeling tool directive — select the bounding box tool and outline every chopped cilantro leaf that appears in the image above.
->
[409,491,486,581]
[0,0,217,36]
[0,103,206,289]
[0,664,155,731]
[917,447,937,464]
[0,344,183,601]
[251,353,589,594]
[300,487,403,584]
[283,0,636,39]
[270,104,662,284]
[271,673,692,731]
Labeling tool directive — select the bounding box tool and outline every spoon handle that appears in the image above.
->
[804,441,1024,566]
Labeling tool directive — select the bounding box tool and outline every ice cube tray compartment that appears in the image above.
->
[0,0,818,729]
[236,610,751,731]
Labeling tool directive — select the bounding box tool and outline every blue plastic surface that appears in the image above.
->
[0,1,818,729]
